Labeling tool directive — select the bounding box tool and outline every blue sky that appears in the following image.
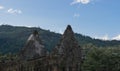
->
[0,0,120,40]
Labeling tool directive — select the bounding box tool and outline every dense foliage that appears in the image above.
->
[0,25,120,71]
[0,25,61,54]
[82,47,120,71]
[0,53,18,62]
[0,25,120,54]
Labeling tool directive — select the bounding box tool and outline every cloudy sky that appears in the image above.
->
[0,0,120,40]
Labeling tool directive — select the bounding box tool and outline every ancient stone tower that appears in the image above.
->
[20,30,47,60]
[0,25,82,71]
[52,25,82,71]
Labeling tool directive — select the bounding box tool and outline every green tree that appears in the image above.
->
[82,47,120,71]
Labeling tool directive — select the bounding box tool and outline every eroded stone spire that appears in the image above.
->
[63,25,74,38]
[51,25,82,68]
[20,30,46,60]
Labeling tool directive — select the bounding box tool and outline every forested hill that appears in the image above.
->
[0,25,120,54]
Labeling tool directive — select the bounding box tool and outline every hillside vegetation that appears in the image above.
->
[0,25,120,54]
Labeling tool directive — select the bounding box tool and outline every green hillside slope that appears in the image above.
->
[0,25,120,54]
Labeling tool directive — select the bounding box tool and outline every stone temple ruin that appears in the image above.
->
[0,25,82,71]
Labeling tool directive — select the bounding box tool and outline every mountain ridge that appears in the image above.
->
[0,25,120,54]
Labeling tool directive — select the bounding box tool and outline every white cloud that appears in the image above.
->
[95,34,109,40]
[59,29,64,34]
[0,6,4,10]
[101,35,109,40]
[112,35,120,40]
[94,34,120,41]
[70,0,90,5]
[73,13,80,18]
[7,8,22,14]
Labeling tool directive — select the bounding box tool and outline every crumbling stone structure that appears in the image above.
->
[0,25,82,71]
[20,30,47,60]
